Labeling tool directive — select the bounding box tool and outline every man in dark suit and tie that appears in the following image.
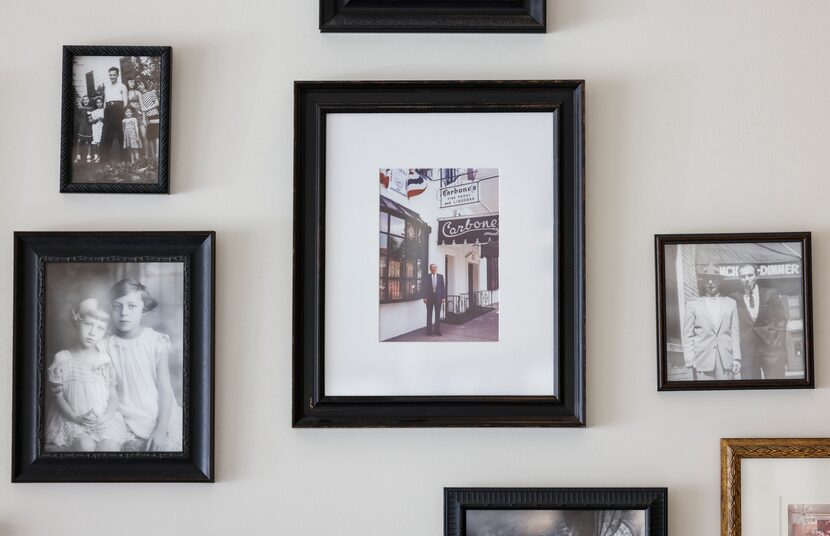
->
[422,263,446,336]
[730,263,789,380]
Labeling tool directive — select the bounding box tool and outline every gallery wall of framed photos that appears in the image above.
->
[2,1,830,535]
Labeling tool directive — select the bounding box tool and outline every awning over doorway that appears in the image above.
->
[437,214,499,245]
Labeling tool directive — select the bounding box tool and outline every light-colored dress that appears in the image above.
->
[89,108,104,144]
[44,350,129,449]
[107,328,183,451]
[122,117,143,149]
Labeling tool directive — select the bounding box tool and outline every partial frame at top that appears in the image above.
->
[319,0,546,33]
[293,80,585,427]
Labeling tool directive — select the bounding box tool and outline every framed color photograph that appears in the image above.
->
[655,233,813,391]
[445,487,668,536]
[721,438,830,536]
[294,80,585,427]
[60,46,171,194]
[319,0,546,33]
[13,232,214,482]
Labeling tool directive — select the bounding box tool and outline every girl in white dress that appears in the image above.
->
[45,299,128,452]
[106,279,182,452]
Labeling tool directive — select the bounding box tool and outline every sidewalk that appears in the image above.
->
[385,306,499,342]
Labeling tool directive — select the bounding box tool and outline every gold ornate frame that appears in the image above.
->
[721,438,830,536]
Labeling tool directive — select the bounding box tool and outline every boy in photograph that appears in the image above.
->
[100,66,127,164]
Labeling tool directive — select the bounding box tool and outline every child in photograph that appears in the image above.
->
[127,78,148,155]
[106,279,182,452]
[89,97,105,163]
[74,95,94,163]
[45,298,128,452]
[122,107,143,164]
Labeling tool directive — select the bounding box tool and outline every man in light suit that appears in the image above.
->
[422,263,446,336]
[730,263,788,380]
[682,266,742,380]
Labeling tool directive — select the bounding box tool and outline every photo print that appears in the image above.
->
[466,509,646,536]
[44,262,184,453]
[379,168,499,342]
[784,501,830,536]
[68,54,162,185]
[660,238,808,385]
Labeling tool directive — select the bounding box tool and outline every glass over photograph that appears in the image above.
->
[662,241,806,382]
[785,502,830,536]
[379,167,499,342]
[44,262,184,453]
[69,55,161,184]
[466,509,645,536]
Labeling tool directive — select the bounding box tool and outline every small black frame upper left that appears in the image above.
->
[59,45,172,194]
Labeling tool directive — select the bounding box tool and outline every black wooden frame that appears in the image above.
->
[59,46,172,194]
[12,232,214,482]
[444,487,668,536]
[294,81,585,427]
[320,0,546,33]
[655,232,814,391]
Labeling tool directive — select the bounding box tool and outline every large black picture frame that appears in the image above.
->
[655,232,814,391]
[444,487,668,536]
[293,81,585,427]
[59,45,172,194]
[12,232,214,482]
[320,0,546,33]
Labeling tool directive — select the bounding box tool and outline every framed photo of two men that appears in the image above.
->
[293,80,585,427]
[12,232,214,482]
[655,232,814,391]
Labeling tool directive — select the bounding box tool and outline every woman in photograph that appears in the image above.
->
[682,267,742,380]
[126,77,148,157]
[140,79,160,162]
[74,95,94,163]
[45,298,128,452]
[105,279,182,451]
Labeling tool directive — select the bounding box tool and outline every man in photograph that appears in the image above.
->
[682,266,742,380]
[422,263,446,336]
[731,263,789,380]
[100,66,127,164]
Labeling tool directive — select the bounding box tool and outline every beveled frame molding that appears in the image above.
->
[721,438,830,536]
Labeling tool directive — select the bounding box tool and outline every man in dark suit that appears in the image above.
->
[730,263,789,380]
[422,263,446,336]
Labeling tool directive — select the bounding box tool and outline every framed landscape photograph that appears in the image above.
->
[12,232,214,482]
[444,487,668,536]
[293,80,585,427]
[319,0,546,33]
[60,46,171,194]
[655,233,813,391]
[721,438,830,536]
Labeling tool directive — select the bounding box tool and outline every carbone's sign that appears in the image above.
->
[438,215,499,245]
[440,183,479,208]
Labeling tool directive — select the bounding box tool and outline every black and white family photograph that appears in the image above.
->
[379,167,499,342]
[657,234,813,389]
[62,50,167,191]
[43,262,184,453]
[466,509,645,536]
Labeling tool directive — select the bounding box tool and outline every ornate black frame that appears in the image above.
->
[294,81,585,427]
[12,232,214,482]
[655,232,814,391]
[59,46,172,194]
[319,0,546,33]
[444,487,668,536]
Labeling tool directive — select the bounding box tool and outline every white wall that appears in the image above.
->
[1,1,829,534]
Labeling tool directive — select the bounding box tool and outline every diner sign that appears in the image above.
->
[438,214,499,245]
[711,263,802,279]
